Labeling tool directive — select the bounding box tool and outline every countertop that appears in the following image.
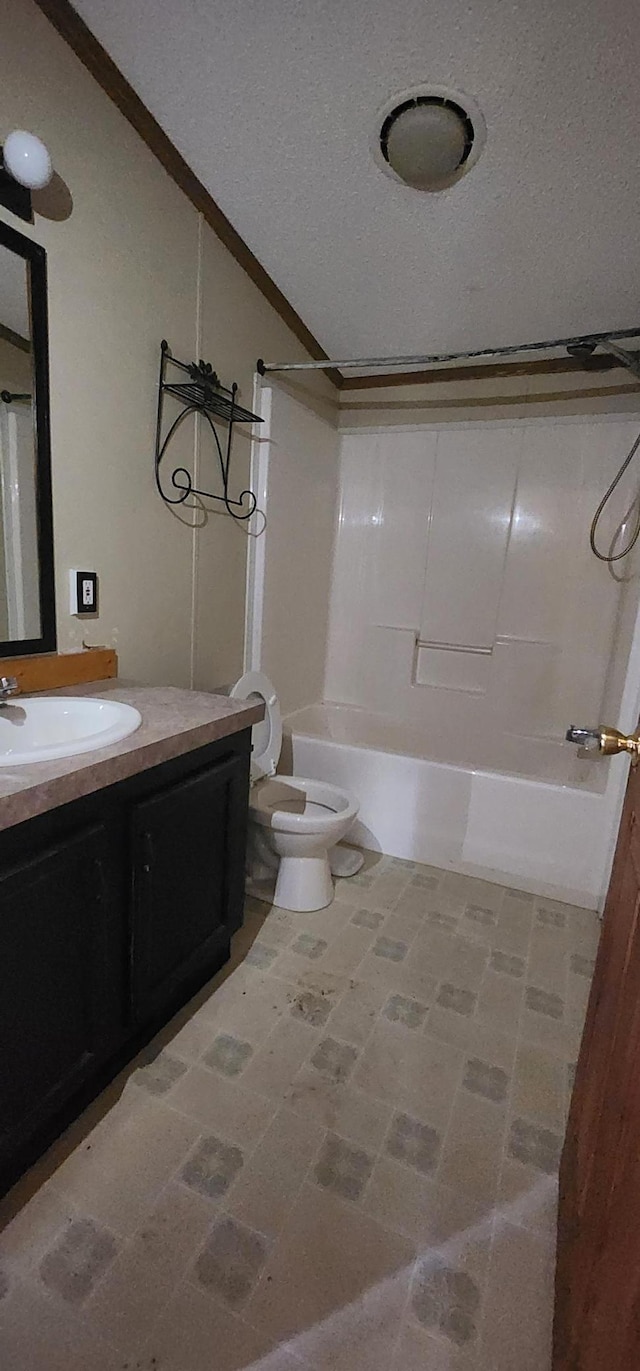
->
[0,680,263,832]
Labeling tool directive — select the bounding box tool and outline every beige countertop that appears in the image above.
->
[0,680,263,833]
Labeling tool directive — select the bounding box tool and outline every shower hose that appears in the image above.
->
[590,426,640,563]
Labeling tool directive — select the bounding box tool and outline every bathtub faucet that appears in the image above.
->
[566,722,640,764]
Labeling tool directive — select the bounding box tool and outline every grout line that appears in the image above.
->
[226,1126,332,1332]
[429,887,515,1194]
[494,898,537,1204]
[160,1090,281,1168]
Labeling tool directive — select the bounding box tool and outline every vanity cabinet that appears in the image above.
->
[0,730,251,1195]
[130,755,247,1025]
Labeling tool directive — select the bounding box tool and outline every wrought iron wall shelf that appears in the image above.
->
[155,339,261,519]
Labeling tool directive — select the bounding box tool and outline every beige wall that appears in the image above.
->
[0,0,333,686]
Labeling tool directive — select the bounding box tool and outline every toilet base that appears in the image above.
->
[274,853,334,912]
[330,844,365,878]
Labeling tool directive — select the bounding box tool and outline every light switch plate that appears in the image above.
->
[69,569,98,616]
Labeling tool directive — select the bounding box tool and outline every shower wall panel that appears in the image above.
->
[325,416,640,759]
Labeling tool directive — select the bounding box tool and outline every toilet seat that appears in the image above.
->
[230,670,282,781]
[250,775,358,832]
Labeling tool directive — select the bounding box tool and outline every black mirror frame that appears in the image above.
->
[0,219,56,656]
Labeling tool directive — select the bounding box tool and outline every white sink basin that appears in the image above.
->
[0,696,142,766]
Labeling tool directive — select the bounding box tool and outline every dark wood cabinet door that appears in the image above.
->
[0,824,117,1164]
[130,754,247,1025]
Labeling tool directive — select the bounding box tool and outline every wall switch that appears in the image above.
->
[69,570,98,616]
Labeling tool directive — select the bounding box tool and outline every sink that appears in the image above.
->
[0,696,142,766]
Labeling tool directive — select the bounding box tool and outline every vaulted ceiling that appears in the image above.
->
[72,0,640,361]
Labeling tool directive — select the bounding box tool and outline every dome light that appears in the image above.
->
[3,130,52,191]
[374,86,486,193]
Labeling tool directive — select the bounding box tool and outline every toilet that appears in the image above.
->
[230,671,362,911]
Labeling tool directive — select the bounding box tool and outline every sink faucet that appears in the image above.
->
[0,677,19,706]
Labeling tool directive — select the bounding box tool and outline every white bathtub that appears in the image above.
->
[284,702,620,910]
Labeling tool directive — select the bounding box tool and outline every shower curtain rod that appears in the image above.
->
[256,326,640,377]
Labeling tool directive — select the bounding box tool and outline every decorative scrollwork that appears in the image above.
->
[187,359,220,393]
[154,340,261,522]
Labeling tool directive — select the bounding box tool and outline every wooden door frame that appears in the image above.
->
[597,595,640,910]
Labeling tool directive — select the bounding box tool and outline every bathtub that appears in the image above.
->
[283,702,619,910]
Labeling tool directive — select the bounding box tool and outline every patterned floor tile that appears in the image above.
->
[570,953,595,979]
[382,992,429,1030]
[463,1057,509,1104]
[133,1052,188,1096]
[411,1255,482,1345]
[181,1134,244,1199]
[437,983,477,1016]
[39,1218,118,1305]
[313,1133,374,1201]
[490,950,525,979]
[525,986,564,1020]
[245,942,279,969]
[372,936,408,962]
[290,932,328,960]
[507,1118,563,1175]
[351,908,385,930]
[465,904,498,928]
[193,1215,270,1308]
[310,1036,360,1084]
[536,905,566,929]
[289,987,333,1027]
[427,909,459,931]
[203,1033,254,1078]
[385,1110,441,1175]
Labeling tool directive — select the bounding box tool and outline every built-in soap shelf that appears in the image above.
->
[154,339,262,520]
[414,640,491,694]
[416,639,493,655]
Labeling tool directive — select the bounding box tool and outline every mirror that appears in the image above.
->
[0,221,55,656]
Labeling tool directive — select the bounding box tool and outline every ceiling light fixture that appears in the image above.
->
[374,85,486,192]
[0,129,53,222]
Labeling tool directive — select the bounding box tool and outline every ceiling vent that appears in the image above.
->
[374,85,486,192]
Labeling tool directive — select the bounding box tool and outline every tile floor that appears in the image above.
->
[0,851,600,1370]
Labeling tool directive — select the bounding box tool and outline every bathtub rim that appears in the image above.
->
[283,702,607,796]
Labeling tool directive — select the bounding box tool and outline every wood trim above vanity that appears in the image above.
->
[0,647,117,694]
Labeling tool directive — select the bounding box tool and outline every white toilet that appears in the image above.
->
[230,672,362,912]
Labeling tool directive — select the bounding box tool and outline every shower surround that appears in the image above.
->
[252,392,640,908]
[325,416,640,764]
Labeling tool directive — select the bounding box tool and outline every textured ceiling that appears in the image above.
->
[72,0,640,361]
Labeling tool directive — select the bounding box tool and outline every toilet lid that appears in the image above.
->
[230,671,282,781]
